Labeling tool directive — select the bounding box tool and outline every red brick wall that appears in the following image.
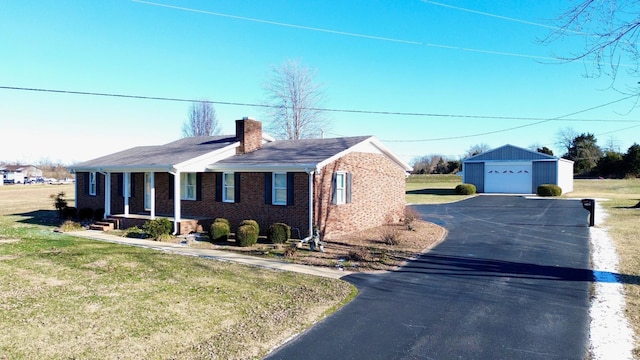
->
[236,118,262,154]
[75,151,406,240]
[314,152,407,240]
[75,172,150,215]
[153,172,311,236]
[75,172,107,210]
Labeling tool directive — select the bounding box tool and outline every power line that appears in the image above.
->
[597,124,640,137]
[420,0,586,35]
[132,0,421,46]
[132,0,564,63]
[1,85,638,123]
[382,94,639,142]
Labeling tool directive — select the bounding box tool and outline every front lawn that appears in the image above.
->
[405,174,469,204]
[0,184,356,359]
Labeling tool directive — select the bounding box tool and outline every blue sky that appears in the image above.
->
[1,0,639,165]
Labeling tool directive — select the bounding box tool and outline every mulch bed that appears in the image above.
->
[188,220,446,272]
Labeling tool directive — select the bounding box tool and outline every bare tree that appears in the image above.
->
[555,127,578,156]
[182,101,221,137]
[547,1,640,83]
[464,143,491,158]
[263,58,330,140]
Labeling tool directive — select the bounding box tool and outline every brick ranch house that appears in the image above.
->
[69,118,412,240]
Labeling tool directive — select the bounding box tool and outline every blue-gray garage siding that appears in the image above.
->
[532,161,558,192]
[465,161,558,193]
[463,162,485,193]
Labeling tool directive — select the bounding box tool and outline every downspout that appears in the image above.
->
[302,168,315,242]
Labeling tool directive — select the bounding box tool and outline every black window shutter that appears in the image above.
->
[287,172,295,206]
[168,173,174,200]
[215,172,222,202]
[331,173,337,205]
[117,173,123,197]
[84,173,89,195]
[130,174,136,198]
[264,172,272,204]
[346,172,352,204]
[234,172,241,203]
[96,173,101,196]
[196,173,202,201]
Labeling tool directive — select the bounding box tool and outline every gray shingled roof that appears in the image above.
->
[69,134,399,173]
[212,136,372,169]
[71,136,237,170]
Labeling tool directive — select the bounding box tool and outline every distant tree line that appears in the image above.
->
[411,154,461,175]
[556,129,640,178]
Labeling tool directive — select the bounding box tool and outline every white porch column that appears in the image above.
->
[173,172,181,234]
[150,172,156,220]
[306,169,314,238]
[123,172,130,216]
[103,172,111,217]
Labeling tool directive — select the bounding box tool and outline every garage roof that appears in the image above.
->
[464,144,556,162]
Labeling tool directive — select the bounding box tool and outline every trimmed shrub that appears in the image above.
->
[236,224,258,247]
[267,223,291,244]
[142,218,172,240]
[214,218,230,226]
[94,208,105,221]
[239,219,259,235]
[210,221,230,242]
[537,184,562,197]
[78,207,94,221]
[455,183,476,195]
[61,206,77,220]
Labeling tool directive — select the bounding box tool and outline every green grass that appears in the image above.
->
[0,184,356,359]
[405,174,470,204]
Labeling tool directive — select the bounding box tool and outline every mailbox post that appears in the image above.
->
[581,199,595,227]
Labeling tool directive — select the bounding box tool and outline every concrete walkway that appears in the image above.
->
[67,230,350,279]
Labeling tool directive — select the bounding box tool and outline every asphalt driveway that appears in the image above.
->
[265,196,592,360]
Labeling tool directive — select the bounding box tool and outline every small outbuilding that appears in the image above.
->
[461,144,573,194]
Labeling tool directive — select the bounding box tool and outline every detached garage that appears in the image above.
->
[461,144,574,194]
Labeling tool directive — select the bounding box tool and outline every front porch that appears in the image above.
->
[106,213,213,235]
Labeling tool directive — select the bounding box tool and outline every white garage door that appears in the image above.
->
[484,162,532,193]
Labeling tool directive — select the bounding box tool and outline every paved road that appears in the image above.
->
[265,196,592,359]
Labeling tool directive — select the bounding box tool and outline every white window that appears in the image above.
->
[89,172,97,196]
[223,172,235,203]
[272,172,287,205]
[181,173,196,200]
[334,172,346,204]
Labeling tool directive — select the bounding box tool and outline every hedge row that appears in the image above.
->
[209,218,292,247]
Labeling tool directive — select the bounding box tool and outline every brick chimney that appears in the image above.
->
[236,117,262,154]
